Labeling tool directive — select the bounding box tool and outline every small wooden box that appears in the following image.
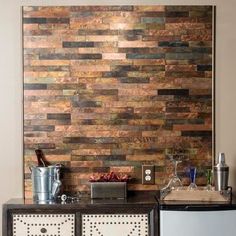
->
[91,182,127,199]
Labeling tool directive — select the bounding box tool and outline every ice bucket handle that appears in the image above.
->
[29,165,42,173]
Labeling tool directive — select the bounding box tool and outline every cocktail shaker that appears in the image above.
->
[214,152,229,191]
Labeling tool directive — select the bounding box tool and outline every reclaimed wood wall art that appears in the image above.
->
[23,5,214,198]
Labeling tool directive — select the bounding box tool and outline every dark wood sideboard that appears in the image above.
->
[2,192,158,236]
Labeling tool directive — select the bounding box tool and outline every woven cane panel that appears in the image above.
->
[12,214,75,236]
[82,214,149,236]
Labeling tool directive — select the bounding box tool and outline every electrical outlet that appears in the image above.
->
[142,165,155,185]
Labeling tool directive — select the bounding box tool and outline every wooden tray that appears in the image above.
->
[163,187,231,202]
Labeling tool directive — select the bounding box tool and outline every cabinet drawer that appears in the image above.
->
[12,214,75,236]
[82,214,149,236]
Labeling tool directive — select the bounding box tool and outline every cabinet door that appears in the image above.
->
[12,214,75,236]
[160,210,236,236]
[81,214,149,236]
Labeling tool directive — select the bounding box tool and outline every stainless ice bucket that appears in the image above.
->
[31,165,61,202]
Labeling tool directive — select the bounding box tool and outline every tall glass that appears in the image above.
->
[188,167,197,190]
[205,169,212,191]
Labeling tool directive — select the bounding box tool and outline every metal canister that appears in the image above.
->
[214,153,229,191]
[31,165,61,202]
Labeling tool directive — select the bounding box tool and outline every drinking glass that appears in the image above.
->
[166,156,183,190]
[188,167,197,190]
[205,169,212,191]
[160,154,184,198]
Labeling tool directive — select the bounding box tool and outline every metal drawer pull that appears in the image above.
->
[40,228,47,233]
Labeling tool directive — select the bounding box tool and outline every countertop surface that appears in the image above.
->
[158,199,236,211]
[4,191,236,211]
[158,192,236,211]
[4,191,158,209]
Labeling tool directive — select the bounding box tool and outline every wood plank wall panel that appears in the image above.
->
[23,6,213,198]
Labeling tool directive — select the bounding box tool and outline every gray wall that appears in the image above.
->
[1,0,236,234]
